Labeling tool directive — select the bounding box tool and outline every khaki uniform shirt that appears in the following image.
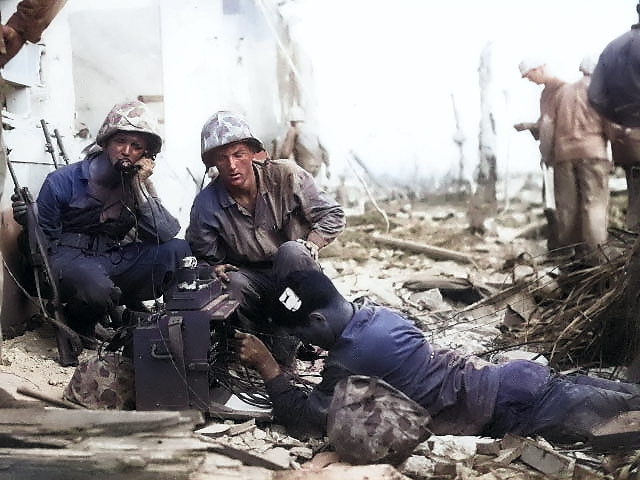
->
[186,159,345,266]
[550,76,609,163]
[538,78,565,165]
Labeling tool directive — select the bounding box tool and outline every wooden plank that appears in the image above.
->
[205,442,290,471]
[208,401,272,422]
[371,232,475,264]
[17,386,83,409]
[0,408,202,437]
[0,446,201,480]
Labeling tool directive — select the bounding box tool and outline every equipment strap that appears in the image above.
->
[167,316,186,376]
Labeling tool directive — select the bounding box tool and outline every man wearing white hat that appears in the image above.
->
[515,58,566,251]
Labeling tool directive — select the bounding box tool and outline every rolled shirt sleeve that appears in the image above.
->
[7,0,67,44]
[293,164,344,248]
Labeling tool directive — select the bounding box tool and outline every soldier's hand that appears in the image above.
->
[135,156,155,180]
[10,193,28,227]
[213,263,239,282]
[234,331,281,380]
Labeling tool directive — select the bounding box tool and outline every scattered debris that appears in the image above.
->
[2,197,640,478]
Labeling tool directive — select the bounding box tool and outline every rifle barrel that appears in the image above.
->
[6,158,20,191]
[53,128,70,165]
[40,119,58,168]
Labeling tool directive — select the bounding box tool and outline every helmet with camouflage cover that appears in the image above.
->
[96,100,162,156]
[201,111,265,168]
[328,375,432,465]
[63,353,135,410]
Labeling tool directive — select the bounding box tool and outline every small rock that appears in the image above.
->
[400,455,434,480]
[262,446,291,469]
[289,446,313,460]
[253,427,267,440]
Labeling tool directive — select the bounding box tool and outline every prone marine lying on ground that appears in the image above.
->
[235,269,640,458]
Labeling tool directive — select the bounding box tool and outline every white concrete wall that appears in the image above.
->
[158,0,286,230]
[0,0,300,234]
[0,0,78,206]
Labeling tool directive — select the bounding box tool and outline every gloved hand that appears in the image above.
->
[10,193,28,227]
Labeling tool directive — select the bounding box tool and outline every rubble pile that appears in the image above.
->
[3,192,640,478]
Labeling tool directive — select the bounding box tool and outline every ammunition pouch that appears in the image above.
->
[57,232,121,254]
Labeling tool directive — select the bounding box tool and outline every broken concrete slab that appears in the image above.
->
[493,446,523,466]
[503,434,575,478]
[475,439,501,456]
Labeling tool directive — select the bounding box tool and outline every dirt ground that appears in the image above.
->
[0,186,553,405]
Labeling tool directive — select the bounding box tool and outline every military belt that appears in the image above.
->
[57,232,120,254]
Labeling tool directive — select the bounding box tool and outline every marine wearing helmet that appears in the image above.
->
[200,111,265,169]
[96,100,163,158]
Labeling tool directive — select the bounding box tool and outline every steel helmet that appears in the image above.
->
[96,100,162,155]
[200,111,264,168]
[327,375,431,465]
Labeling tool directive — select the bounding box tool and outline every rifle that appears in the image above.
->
[6,158,82,366]
[53,128,70,165]
[40,119,59,169]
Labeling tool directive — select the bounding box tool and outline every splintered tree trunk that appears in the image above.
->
[468,42,498,233]
[450,93,466,193]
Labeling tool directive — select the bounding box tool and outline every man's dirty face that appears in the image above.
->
[106,131,149,169]
[211,142,255,189]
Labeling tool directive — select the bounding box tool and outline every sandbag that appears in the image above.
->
[63,352,135,409]
[327,375,432,465]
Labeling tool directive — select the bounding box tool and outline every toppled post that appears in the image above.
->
[371,232,476,266]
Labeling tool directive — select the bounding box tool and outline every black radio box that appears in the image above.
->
[133,264,238,412]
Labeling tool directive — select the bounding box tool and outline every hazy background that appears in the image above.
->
[3,0,636,219]
[279,0,640,190]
